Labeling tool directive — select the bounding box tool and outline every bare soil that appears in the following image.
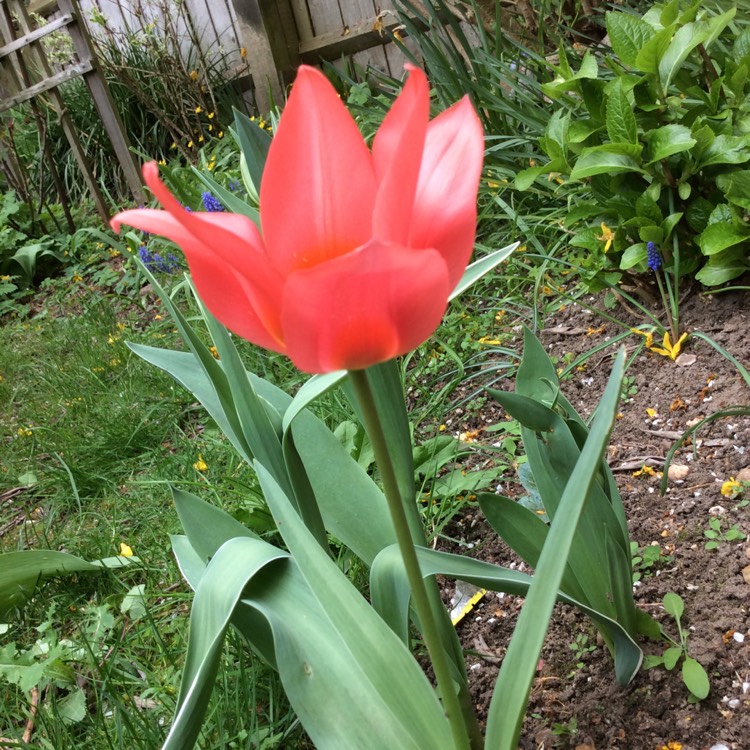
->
[440,287,750,750]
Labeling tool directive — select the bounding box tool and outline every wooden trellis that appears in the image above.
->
[0,0,144,224]
[232,0,416,113]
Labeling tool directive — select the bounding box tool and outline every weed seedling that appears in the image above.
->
[644,593,710,701]
[568,633,596,676]
[631,542,674,582]
[704,517,746,550]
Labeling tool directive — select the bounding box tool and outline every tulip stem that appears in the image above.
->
[349,369,471,750]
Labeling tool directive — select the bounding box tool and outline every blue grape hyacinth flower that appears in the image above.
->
[138,245,181,274]
[646,241,662,271]
[201,191,225,212]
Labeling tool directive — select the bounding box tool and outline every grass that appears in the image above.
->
[0,269,307,747]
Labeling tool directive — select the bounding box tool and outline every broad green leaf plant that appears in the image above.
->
[516,1,750,290]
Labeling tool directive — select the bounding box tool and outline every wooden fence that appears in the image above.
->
[27,0,425,112]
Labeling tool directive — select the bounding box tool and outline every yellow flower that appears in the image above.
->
[187,140,194,148]
[240,47,247,58]
[207,124,213,132]
[189,70,198,81]
[218,131,224,138]
[198,135,204,143]
[631,328,654,349]
[597,222,615,253]
[72,273,83,283]
[119,542,134,557]
[650,332,688,361]
[478,335,501,346]
[17,427,33,438]
[195,105,203,114]
[208,111,215,119]
[721,478,742,497]
[632,465,658,477]
[193,454,208,472]
[209,345,220,359]
[646,407,658,418]
[158,159,166,166]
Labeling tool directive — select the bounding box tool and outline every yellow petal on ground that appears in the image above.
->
[119,543,134,557]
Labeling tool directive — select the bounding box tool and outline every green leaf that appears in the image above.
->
[663,592,684,620]
[635,27,674,74]
[620,243,647,270]
[282,372,346,434]
[120,584,147,621]
[233,107,272,194]
[254,465,453,749]
[696,134,750,168]
[606,79,638,145]
[57,688,87,724]
[450,242,518,299]
[486,390,557,432]
[0,551,100,617]
[716,170,750,210]
[682,657,710,699]
[570,150,644,180]
[541,51,599,97]
[645,124,696,163]
[163,538,289,750]
[697,223,750,255]
[486,349,627,749]
[663,646,682,670]
[658,10,734,94]
[606,12,655,68]
[695,253,750,285]
[172,487,259,563]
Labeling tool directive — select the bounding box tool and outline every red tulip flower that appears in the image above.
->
[112,65,483,373]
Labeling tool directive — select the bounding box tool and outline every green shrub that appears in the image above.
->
[516,1,750,288]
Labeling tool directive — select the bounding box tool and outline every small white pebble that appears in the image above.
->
[728,699,741,709]
[733,632,745,643]
[710,744,730,750]
[470,663,482,671]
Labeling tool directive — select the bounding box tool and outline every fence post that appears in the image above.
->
[230,0,299,113]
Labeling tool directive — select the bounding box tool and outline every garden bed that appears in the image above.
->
[441,287,750,749]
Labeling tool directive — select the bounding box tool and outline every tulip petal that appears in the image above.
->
[371,66,429,245]
[113,167,286,347]
[409,98,484,287]
[281,241,450,373]
[259,66,377,274]
[182,248,287,354]
[114,208,285,351]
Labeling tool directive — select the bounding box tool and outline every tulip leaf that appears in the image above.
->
[172,487,259,563]
[254,463,453,749]
[486,389,558,432]
[126,265,255,464]
[170,534,207,590]
[290,410,394,566]
[486,348,626,750]
[450,242,518,300]
[163,537,289,750]
[370,544,643,687]
[233,107,273,194]
[0,550,100,617]
[282,371,347,434]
